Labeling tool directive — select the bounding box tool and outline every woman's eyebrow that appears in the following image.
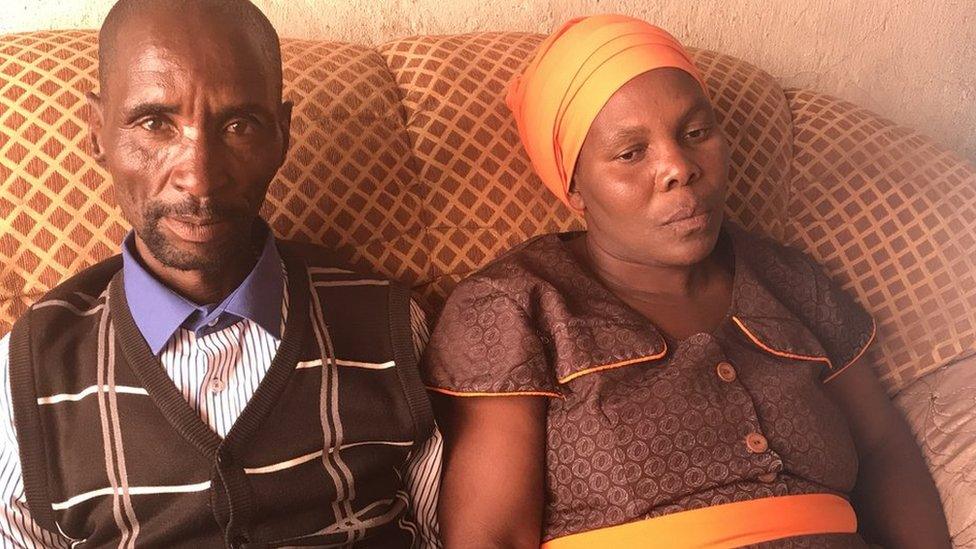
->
[604,126,647,149]
[679,97,714,124]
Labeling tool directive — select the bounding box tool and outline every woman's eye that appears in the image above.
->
[617,147,644,162]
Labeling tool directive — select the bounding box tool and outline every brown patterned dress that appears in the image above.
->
[423,224,877,547]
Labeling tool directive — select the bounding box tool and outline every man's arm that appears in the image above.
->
[404,301,442,548]
[0,334,73,548]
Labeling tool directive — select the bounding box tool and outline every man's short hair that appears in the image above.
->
[97,0,283,98]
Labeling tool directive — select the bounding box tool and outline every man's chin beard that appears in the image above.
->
[138,223,250,273]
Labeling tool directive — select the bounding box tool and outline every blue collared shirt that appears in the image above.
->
[121,231,285,355]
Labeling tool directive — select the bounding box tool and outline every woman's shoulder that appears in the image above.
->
[453,232,580,300]
[728,223,824,283]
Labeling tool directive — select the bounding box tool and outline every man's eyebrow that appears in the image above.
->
[215,103,276,122]
[121,102,180,121]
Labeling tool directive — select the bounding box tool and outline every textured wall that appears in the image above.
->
[2,0,974,162]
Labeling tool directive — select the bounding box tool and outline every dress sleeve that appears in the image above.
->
[421,278,561,398]
[804,261,877,383]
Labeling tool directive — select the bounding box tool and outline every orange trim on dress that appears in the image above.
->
[823,317,877,383]
[557,346,668,385]
[541,493,857,549]
[731,316,833,367]
[425,386,564,399]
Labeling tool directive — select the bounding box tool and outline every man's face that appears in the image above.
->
[89,14,291,273]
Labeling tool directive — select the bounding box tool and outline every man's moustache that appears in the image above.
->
[145,201,247,222]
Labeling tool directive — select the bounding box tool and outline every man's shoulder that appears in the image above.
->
[275,238,389,278]
[16,255,123,323]
[9,255,122,353]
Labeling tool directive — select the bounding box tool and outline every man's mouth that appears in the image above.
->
[161,215,232,243]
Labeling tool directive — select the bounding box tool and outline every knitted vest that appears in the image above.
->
[8,241,434,548]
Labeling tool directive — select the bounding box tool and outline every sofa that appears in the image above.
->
[2,29,975,545]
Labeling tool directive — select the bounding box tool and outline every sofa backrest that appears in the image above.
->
[379,33,795,309]
[2,30,974,392]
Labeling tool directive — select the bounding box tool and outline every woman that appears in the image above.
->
[422,14,950,549]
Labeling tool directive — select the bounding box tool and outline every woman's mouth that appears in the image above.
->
[662,205,712,232]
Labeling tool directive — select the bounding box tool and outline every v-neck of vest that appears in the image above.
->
[108,244,310,461]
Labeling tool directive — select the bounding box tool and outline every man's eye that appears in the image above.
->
[139,117,168,132]
[225,120,254,135]
[686,127,711,140]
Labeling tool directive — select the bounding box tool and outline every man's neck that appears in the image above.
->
[133,238,258,305]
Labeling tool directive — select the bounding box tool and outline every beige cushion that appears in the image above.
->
[895,354,976,546]
[2,30,974,392]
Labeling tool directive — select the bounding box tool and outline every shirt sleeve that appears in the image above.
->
[421,278,560,398]
[0,334,73,548]
[404,302,443,549]
[803,261,877,383]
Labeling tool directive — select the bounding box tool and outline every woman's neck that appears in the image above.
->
[572,233,728,304]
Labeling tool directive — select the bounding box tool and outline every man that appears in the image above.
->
[0,0,441,546]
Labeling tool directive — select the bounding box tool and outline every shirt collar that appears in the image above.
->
[545,224,831,382]
[121,226,284,354]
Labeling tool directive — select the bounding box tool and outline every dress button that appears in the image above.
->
[716,361,737,382]
[210,379,225,393]
[758,472,778,483]
[745,432,769,453]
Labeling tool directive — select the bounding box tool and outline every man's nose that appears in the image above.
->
[653,142,701,193]
[170,127,222,196]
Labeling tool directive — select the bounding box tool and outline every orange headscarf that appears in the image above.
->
[506,14,706,209]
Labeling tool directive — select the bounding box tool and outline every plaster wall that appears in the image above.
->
[2,0,974,162]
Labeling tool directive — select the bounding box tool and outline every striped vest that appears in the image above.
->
[8,241,434,548]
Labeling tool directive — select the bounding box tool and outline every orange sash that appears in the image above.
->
[541,494,857,549]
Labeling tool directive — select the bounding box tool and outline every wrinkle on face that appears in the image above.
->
[94,10,288,276]
[572,68,730,268]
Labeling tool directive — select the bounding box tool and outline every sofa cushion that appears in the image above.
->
[0,31,422,333]
[2,30,973,392]
[894,355,976,547]
[379,33,794,310]
[785,90,976,390]
[266,39,424,283]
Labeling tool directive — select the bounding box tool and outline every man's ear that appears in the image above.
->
[567,178,586,211]
[85,91,106,165]
[277,100,293,164]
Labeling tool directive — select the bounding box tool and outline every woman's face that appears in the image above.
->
[570,68,730,268]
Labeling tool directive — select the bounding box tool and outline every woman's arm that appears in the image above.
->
[433,394,548,549]
[824,361,951,548]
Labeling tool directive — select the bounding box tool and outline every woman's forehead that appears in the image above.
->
[590,68,711,137]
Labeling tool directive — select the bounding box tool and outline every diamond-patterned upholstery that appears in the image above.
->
[783,89,976,390]
[2,30,974,393]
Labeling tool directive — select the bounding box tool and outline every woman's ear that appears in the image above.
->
[567,178,585,211]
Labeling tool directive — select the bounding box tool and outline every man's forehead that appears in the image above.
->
[103,23,276,105]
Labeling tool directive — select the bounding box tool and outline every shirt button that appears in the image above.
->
[210,379,225,393]
[716,361,737,382]
[758,472,778,483]
[745,432,769,454]
[207,318,219,327]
